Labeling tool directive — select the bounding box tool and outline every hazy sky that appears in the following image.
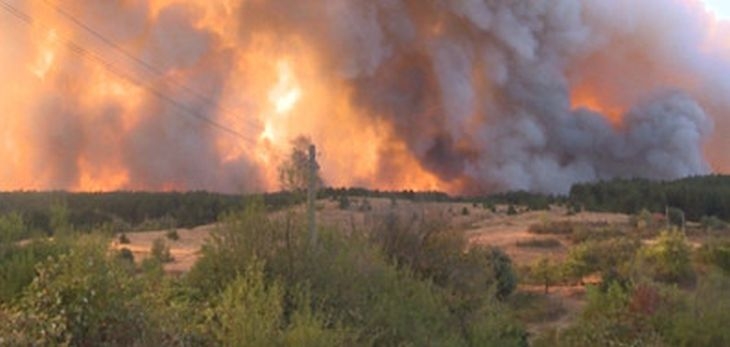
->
[703,0,730,19]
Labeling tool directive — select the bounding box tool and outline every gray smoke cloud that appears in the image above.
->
[2,0,727,194]
[234,0,719,194]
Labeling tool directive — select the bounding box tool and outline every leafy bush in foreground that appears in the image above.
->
[189,202,526,346]
[0,235,150,346]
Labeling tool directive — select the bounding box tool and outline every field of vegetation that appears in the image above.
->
[1,176,730,346]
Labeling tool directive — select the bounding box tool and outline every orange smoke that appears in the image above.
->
[0,0,728,194]
[570,88,625,125]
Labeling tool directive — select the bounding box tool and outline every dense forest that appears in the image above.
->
[569,175,730,221]
[0,191,307,235]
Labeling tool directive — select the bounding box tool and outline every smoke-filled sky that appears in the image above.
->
[703,0,730,19]
[1,0,729,194]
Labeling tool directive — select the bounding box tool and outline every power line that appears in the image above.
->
[0,0,258,145]
[40,0,261,133]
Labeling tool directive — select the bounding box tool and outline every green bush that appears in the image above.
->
[206,260,349,346]
[117,247,135,264]
[187,200,283,295]
[516,238,562,249]
[700,216,727,231]
[528,221,575,235]
[707,244,730,274]
[118,233,130,244]
[660,271,730,346]
[569,226,626,243]
[489,247,519,300]
[368,212,517,300]
[529,258,563,294]
[189,202,526,346]
[565,237,641,283]
[49,200,73,237]
[537,272,730,347]
[338,195,351,210]
[544,283,663,346]
[151,238,174,263]
[509,291,568,324]
[0,213,29,244]
[1,235,151,346]
[640,229,695,284]
[358,198,372,212]
[0,239,71,303]
[166,228,180,241]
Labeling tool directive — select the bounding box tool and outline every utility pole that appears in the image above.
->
[307,144,317,247]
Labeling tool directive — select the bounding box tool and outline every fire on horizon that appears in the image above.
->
[1,0,730,194]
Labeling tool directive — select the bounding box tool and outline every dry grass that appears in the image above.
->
[110,224,216,274]
[105,197,633,336]
[516,237,563,249]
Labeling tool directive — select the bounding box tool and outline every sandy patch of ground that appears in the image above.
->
[468,207,629,265]
[107,198,633,337]
[111,224,217,274]
[111,199,630,273]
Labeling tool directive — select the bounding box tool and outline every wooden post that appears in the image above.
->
[307,144,317,247]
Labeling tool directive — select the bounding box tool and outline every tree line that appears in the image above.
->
[569,175,730,222]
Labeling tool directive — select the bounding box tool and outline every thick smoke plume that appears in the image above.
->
[0,0,728,194]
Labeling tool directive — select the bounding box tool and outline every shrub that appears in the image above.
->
[187,200,283,295]
[295,231,466,346]
[166,228,180,241]
[0,213,29,244]
[150,238,174,263]
[640,229,695,284]
[538,272,730,346]
[49,200,72,237]
[462,207,470,216]
[530,258,562,294]
[701,216,727,231]
[528,221,574,235]
[0,239,71,304]
[118,233,130,244]
[489,247,519,300]
[516,238,562,249]
[208,260,350,346]
[368,212,517,300]
[190,203,526,346]
[1,235,150,346]
[117,247,135,264]
[509,291,568,324]
[660,271,730,346]
[565,237,641,281]
[210,261,282,345]
[708,244,730,274]
[549,283,663,346]
[569,226,626,243]
[359,198,372,212]
[338,195,351,210]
